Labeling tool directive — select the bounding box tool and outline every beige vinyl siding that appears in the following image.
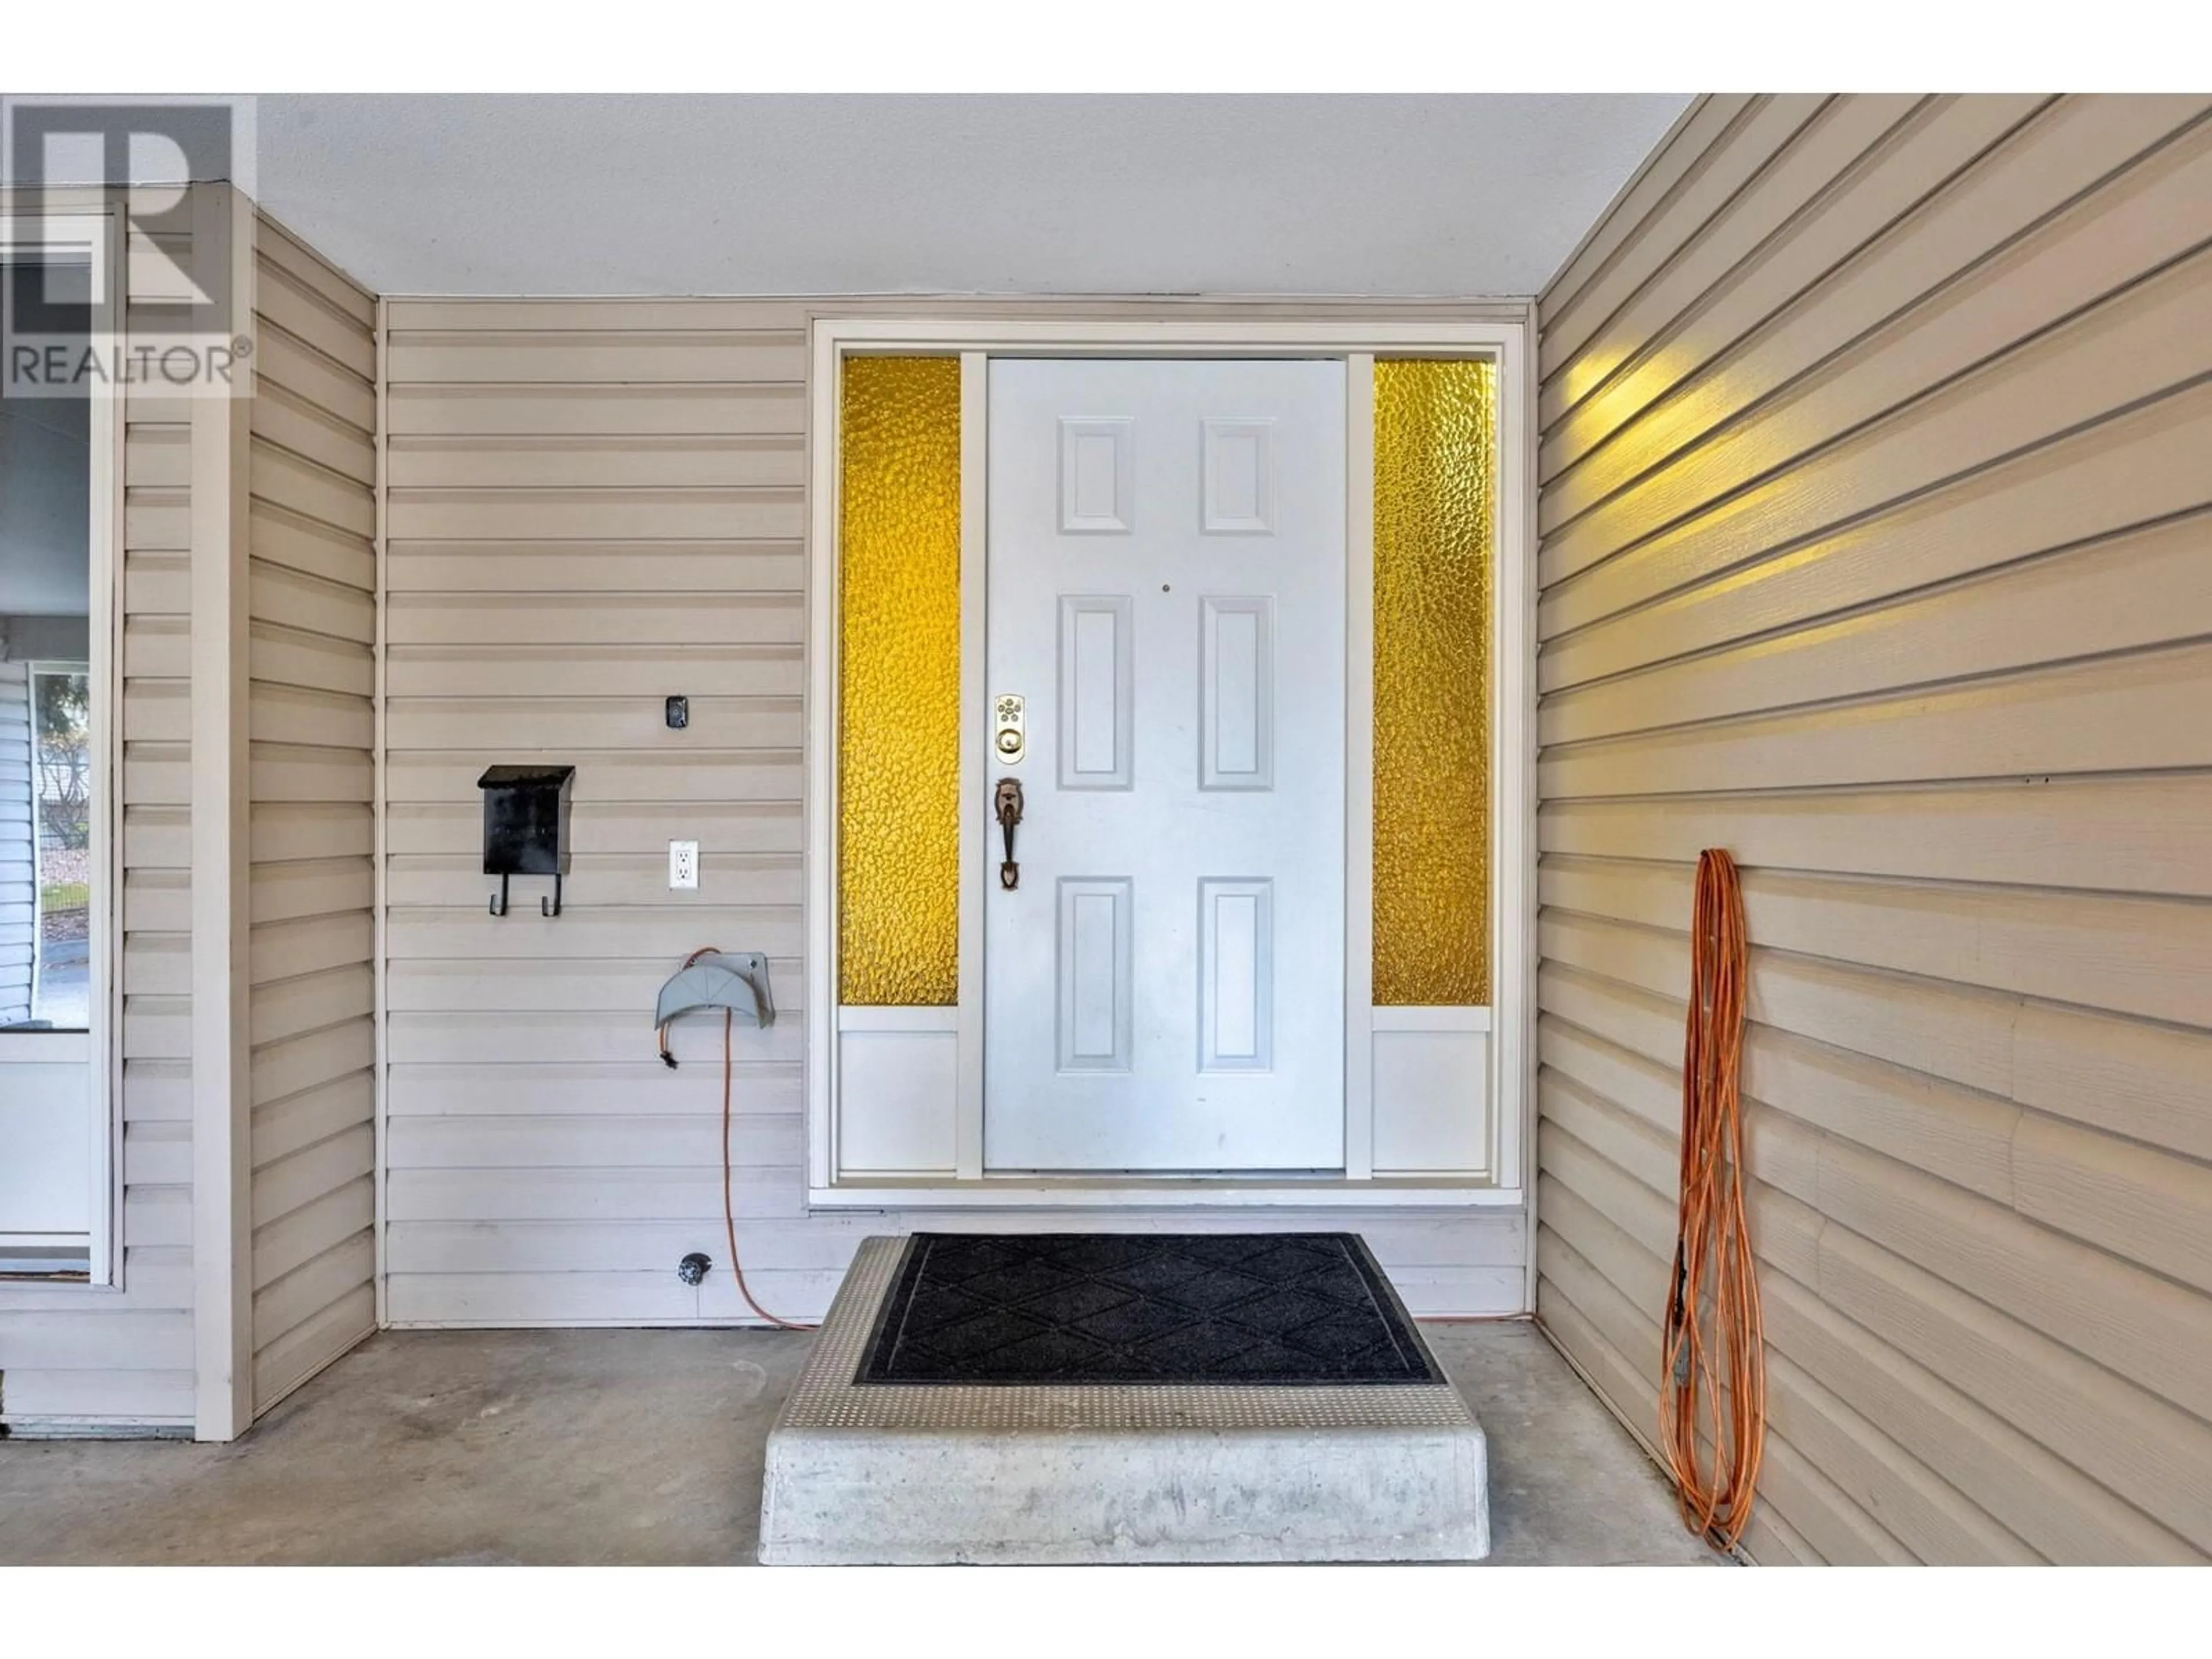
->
[380,296,1527,1327]
[0,190,210,1428]
[1533,94,2212,1562]
[0,656,29,1027]
[244,215,378,1412]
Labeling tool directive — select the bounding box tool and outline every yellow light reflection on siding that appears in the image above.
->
[1373,359,1494,1006]
[838,356,961,1005]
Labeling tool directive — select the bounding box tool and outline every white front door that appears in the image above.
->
[983,358,1346,1172]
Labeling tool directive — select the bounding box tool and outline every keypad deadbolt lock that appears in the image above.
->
[993,693,1026,764]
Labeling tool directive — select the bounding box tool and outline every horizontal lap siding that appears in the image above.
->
[380,295,1525,1328]
[245,216,378,1413]
[0,194,204,1428]
[1534,94,2212,1562]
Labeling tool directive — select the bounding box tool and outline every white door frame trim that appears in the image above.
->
[187,184,258,1440]
[804,313,1535,1214]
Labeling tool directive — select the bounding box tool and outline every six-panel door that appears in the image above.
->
[983,359,1347,1172]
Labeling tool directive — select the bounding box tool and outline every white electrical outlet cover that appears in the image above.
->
[669,840,699,889]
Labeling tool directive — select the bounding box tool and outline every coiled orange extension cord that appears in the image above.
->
[1660,849,1766,1552]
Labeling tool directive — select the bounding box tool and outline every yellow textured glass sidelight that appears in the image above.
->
[1373,359,1495,1006]
[838,356,962,1005]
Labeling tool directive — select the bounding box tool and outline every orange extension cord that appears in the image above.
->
[661,948,816,1332]
[1659,849,1766,1552]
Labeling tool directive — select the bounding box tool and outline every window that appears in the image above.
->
[0,229,116,1281]
[30,664,93,1029]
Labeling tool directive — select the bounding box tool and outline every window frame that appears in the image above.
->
[0,206,126,1289]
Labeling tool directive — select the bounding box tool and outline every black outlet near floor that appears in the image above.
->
[855,1232,1444,1385]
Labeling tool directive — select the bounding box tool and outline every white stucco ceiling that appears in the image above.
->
[246,95,1688,298]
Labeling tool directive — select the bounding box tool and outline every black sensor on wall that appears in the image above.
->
[665,695,688,730]
[479,764,575,917]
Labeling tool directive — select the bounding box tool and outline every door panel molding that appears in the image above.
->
[1056,595,1134,790]
[1202,417,1275,535]
[1198,877,1274,1074]
[1199,596,1274,793]
[1055,876,1134,1073]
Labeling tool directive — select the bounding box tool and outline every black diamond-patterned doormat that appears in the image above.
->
[855,1232,1445,1385]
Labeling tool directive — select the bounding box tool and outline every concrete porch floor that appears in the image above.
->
[0,1320,1720,1565]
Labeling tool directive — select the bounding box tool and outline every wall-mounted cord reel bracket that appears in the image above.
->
[652,948,812,1331]
[653,949,774,1068]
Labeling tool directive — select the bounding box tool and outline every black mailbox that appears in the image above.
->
[478,764,574,916]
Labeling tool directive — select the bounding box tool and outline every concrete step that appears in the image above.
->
[758,1236,1490,1564]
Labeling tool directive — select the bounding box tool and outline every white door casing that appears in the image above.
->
[983,359,1347,1172]
[807,315,1532,1214]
